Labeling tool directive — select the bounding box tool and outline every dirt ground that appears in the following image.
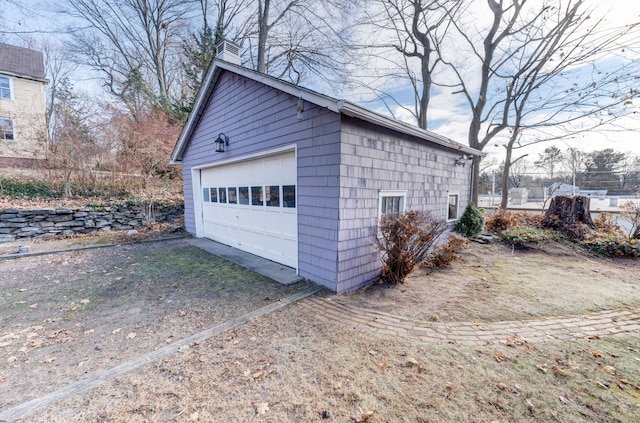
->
[1,235,639,422]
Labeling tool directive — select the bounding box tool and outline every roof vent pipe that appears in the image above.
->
[215,39,241,66]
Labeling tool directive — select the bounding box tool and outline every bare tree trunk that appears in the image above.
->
[257,0,270,73]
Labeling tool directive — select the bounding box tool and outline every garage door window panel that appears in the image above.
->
[219,188,227,203]
[283,185,296,208]
[203,188,210,202]
[251,186,264,206]
[228,187,237,204]
[210,188,218,202]
[238,187,250,205]
[266,185,280,207]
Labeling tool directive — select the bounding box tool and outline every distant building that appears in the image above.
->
[0,43,48,176]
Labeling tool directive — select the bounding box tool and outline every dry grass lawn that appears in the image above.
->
[3,237,640,422]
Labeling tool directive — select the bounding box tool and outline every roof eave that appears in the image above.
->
[0,70,48,84]
[337,101,483,157]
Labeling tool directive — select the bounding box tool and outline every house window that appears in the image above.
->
[0,118,14,141]
[379,191,406,219]
[0,77,11,99]
[448,194,459,220]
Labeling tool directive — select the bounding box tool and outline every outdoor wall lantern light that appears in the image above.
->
[215,133,229,153]
[455,154,470,167]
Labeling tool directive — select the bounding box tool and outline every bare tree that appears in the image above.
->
[40,41,77,140]
[354,0,461,129]
[441,0,640,208]
[244,0,351,86]
[62,0,195,110]
[617,153,640,192]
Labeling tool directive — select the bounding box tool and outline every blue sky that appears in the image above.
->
[2,0,639,164]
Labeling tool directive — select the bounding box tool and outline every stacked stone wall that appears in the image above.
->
[0,203,183,242]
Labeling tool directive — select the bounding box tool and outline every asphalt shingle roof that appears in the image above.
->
[0,43,45,80]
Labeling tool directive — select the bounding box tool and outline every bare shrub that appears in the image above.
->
[423,233,469,270]
[374,211,448,284]
[621,198,640,239]
[485,209,545,232]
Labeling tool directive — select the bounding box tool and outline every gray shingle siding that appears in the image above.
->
[179,70,342,291]
[335,117,472,292]
[178,69,473,294]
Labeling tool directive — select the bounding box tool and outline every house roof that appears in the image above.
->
[171,60,482,163]
[0,43,46,82]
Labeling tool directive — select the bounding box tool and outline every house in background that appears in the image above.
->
[0,43,48,176]
[171,41,481,293]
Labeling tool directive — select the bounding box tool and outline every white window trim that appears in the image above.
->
[447,193,459,221]
[0,117,16,141]
[378,190,407,220]
[0,76,13,100]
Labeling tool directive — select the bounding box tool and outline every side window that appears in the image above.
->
[448,194,459,220]
[202,187,210,202]
[0,118,14,141]
[379,191,406,219]
[0,77,11,99]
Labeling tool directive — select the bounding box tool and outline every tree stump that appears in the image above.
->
[544,195,595,239]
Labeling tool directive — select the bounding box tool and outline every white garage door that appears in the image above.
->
[200,151,297,268]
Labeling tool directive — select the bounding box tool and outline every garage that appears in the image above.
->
[199,150,297,268]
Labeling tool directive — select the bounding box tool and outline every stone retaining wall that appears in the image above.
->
[0,203,184,243]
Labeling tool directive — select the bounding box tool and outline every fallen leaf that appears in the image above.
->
[615,379,628,389]
[178,310,187,317]
[506,334,528,347]
[592,350,603,358]
[368,350,378,356]
[493,352,506,362]
[256,402,269,415]
[44,357,56,364]
[496,382,507,391]
[596,381,609,389]
[376,359,388,368]
[603,366,616,375]
[253,370,265,380]
[525,399,535,413]
[352,410,374,422]
[126,332,137,340]
[80,299,90,304]
[407,357,420,367]
[84,329,94,335]
[552,366,571,377]
[559,396,570,404]
[430,314,439,321]
[112,328,122,335]
[0,376,7,383]
[190,411,200,421]
[29,304,38,309]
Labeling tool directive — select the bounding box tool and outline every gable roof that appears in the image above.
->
[0,43,46,82]
[171,60,481,163]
